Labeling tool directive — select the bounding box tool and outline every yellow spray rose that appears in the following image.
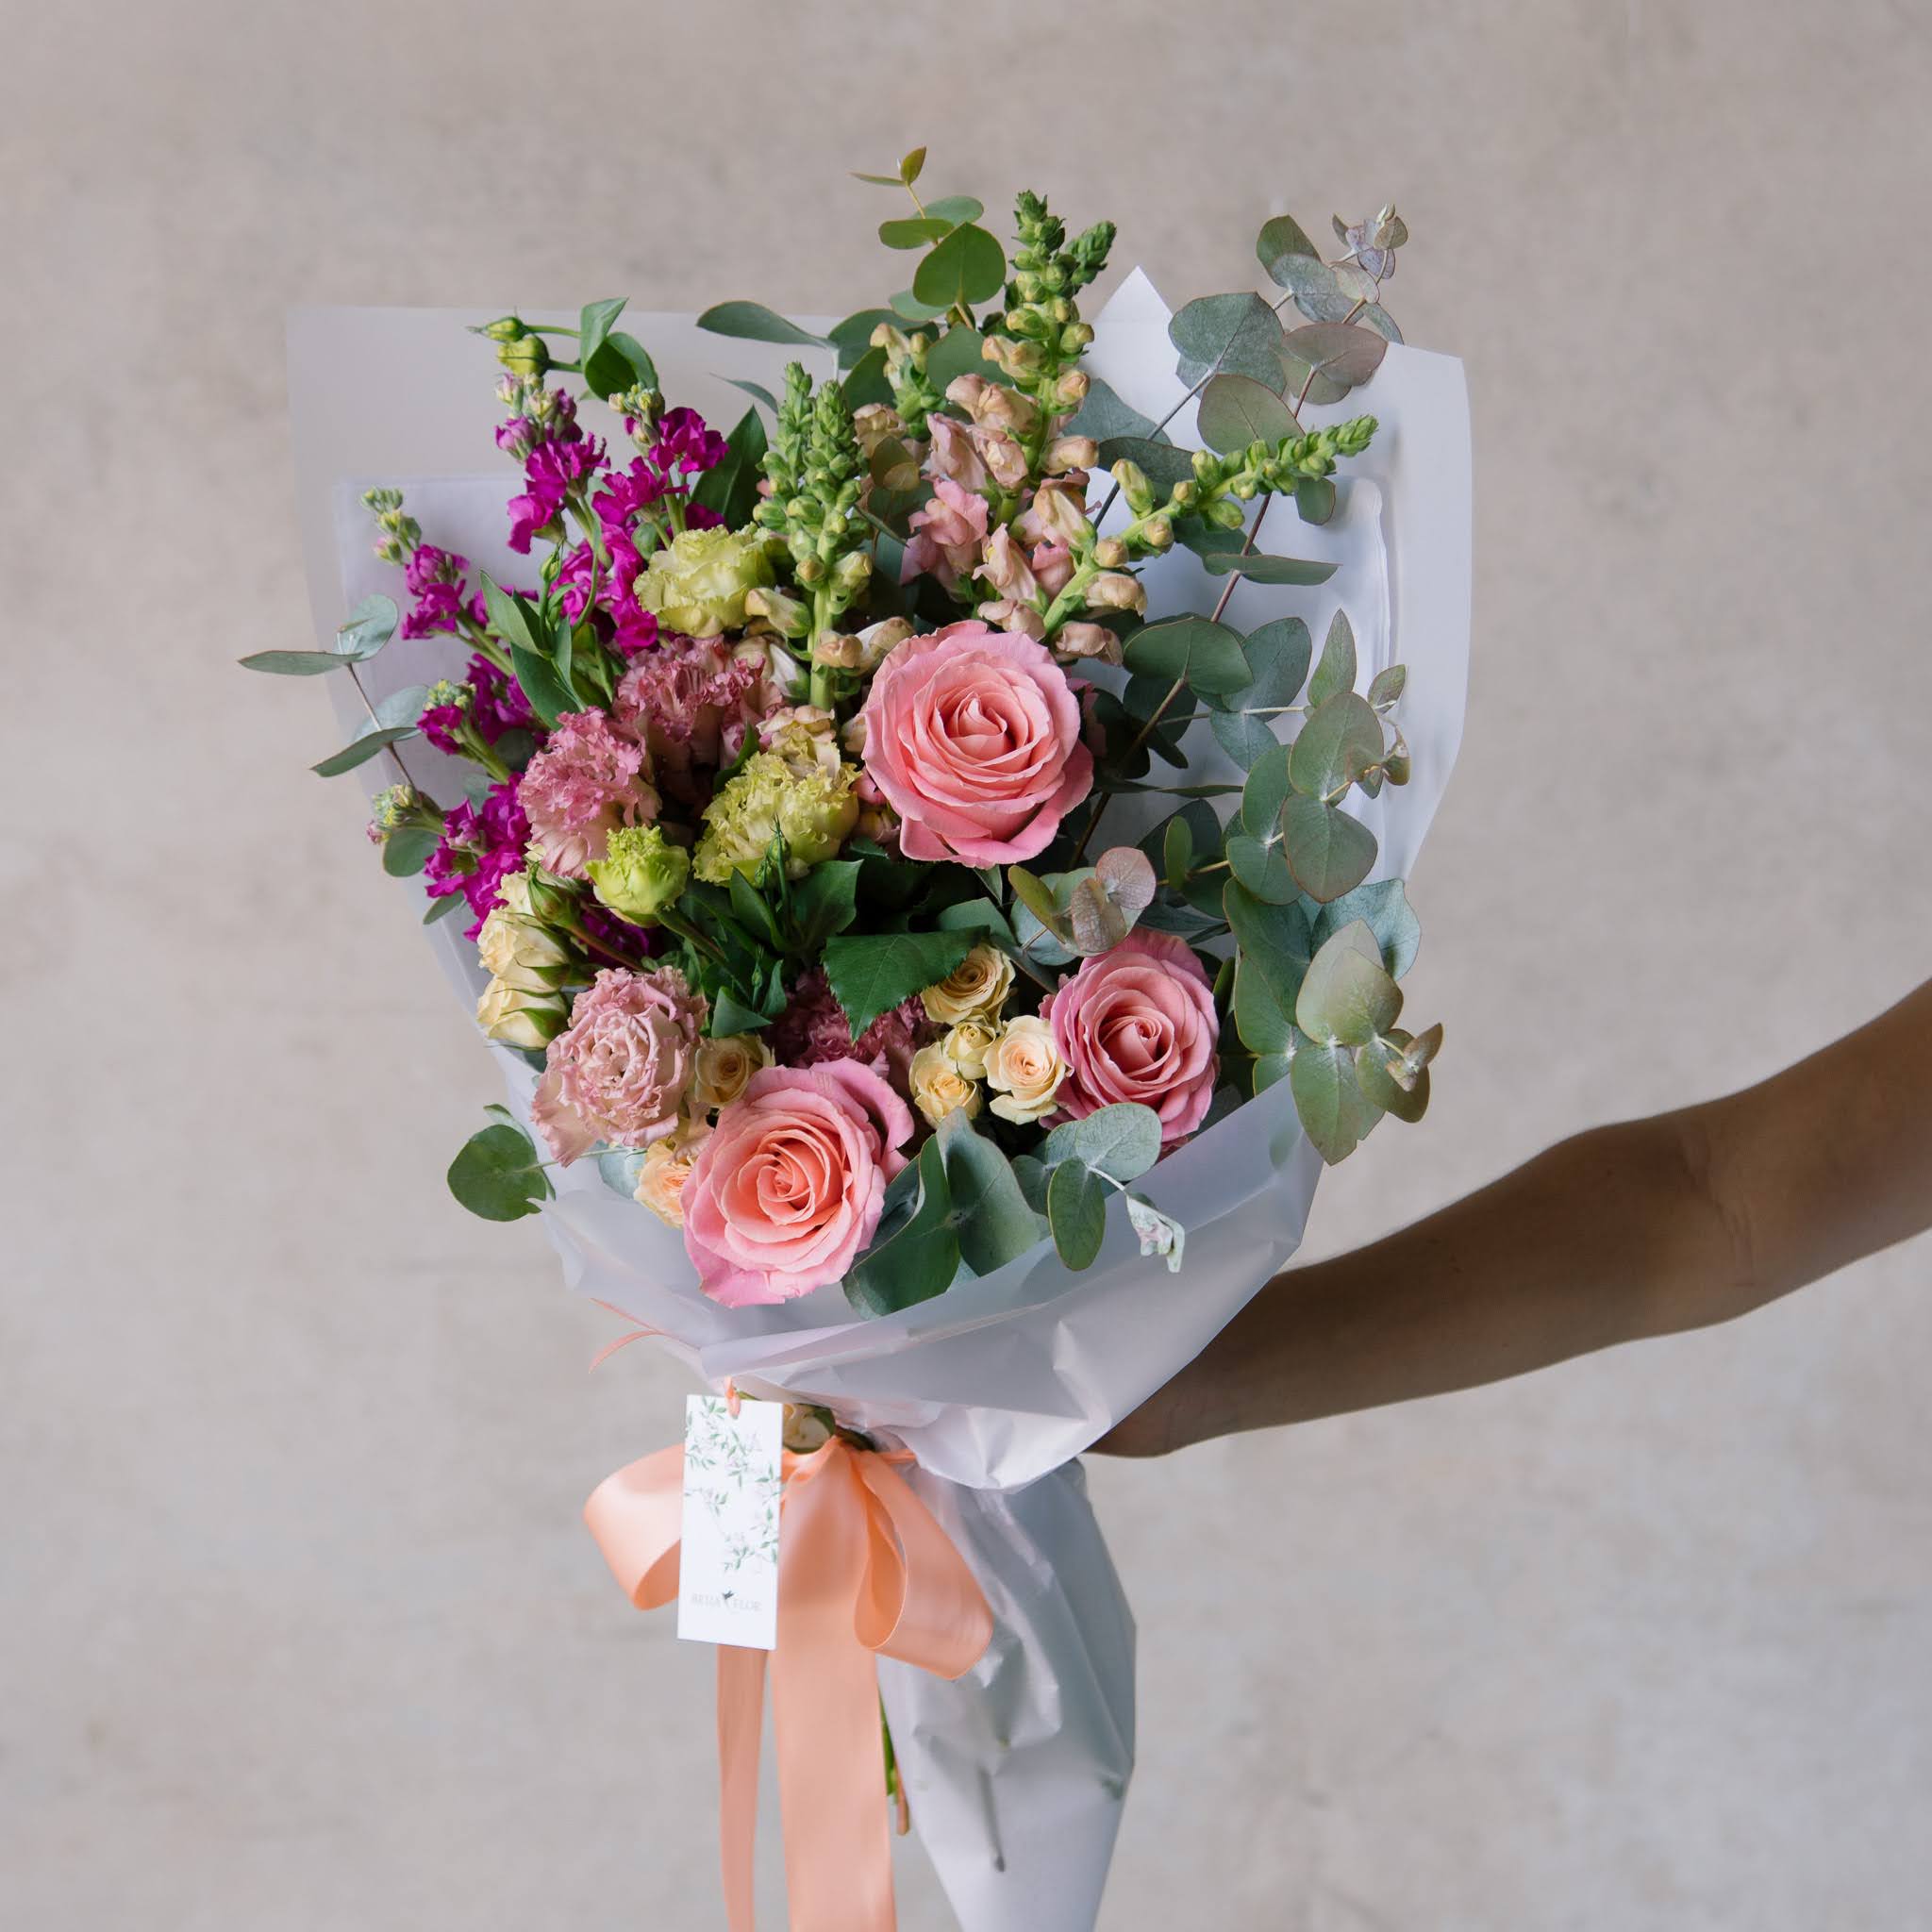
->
[908,1042,982,1128]
[941,1018,1001,1081]
[920,942,1015,1027]
[983,1014,1068,1124]
[475,974,571,1050]
[691,1033,774,1115]
[633,1118,712,1228]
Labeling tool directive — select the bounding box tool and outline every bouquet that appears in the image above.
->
[272,158,1469,1932]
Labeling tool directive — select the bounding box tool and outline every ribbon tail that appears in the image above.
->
[718,1644,766,1932]
[773,1449,898,1932]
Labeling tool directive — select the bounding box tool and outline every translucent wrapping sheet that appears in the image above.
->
[289,273,1469,1930]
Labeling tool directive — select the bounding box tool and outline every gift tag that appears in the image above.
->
[677,1394,783,1650]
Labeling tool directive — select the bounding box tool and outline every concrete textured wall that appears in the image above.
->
[6,2,1928,1925]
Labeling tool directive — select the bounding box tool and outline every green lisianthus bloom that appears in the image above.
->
[585,824,691,925]
[636,526,775,638]
[693,752,860,884]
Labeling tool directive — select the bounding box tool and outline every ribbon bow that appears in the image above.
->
[585,1431,994,1931]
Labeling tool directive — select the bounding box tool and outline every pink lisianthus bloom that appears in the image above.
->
[681,1061,914,1307]
[610,637,772,803]
[902,478,990,591]
[857,620,1094,865]
[1041,931,1221,1147]
[530,966,708,1163]
[516,708,659,877]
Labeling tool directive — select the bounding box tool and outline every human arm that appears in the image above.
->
[1098,978,1932,1456]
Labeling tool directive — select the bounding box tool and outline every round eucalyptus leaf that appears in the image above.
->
[1196,373,1296,453]
[1168,291,1288,390]
[1295,920,1402,1047]
[447,1123,553,1222]
[1289,692,1382,799]
[1280,795,1377,903]
[912,224,1008,309]
[1289,1038,1377,1165]
[1355,1034,1431,1124]
[1046,1158,1108,1271]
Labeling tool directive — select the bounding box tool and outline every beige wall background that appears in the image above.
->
[7,1,1929,1925]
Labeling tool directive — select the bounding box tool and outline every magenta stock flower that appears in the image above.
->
[651,406,727,477]
[1041,931,1221,1147]
[423,779,531,939]
[530,965,707,1163]
[857,620,1093,865]
[516,708,659,876]
[681,1060,914,1307]
[507,433,607,554]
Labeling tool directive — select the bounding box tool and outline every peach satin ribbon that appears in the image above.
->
[585,1435,995,1931]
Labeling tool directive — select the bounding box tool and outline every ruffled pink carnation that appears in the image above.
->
[516,708,659,877]
[767,967,930,1093]
[681,1061,914,1306]
[530,966,707,1163]
[1041,931,1221,1147]
[611,637,771,803]
[857,620,1093,865]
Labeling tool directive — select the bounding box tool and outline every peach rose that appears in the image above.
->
[858,621,1094,865]
[1041,931,1220,1147]
[681,1060,914,1307]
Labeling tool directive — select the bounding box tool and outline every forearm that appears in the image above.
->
[1152,979,1932,1452]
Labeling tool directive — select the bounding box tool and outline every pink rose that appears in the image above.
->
[1041,931,1220,1147]
[682,1061,915,1307]
[901,477,990,591]
[858,621,1094,865]
[530,966,706,1163]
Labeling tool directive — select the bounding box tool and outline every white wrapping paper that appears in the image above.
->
[288,274,1470,1930]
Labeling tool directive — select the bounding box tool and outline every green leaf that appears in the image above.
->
[1168,291,1287,390]
[1281,321,1388,391]
[509,638,578,730]
[1241,742,1293,839]
[691,408,770,526]
[1280,794,1377,903]
[1011,1154,1050,1214]
[1296,920,1402,1046]
[1124,616,1252,697]
[447,1121,553,1222]
[696,301,830,348]
[899,146,925,185]
[890,288,952,323]
[724,377,781,415]
[1007,864,1066,938]
[596,1146,649,1198]
[881,216,953,249]
[1289,691,1383,799]
[1234,949,1296,1056]
[1256,213,1321,278]
[241,593,398,675]
[912,224,1007,310]
[1195,547,1338,587]
[1196,373,1296,453]
[728,868,783,950]
[1046,1157,1108,1270]
[823,928,975,1038]
[1355,303,1405,345]
[1225,833,1294,903]
[1308,878,1420,978]
[1041,1103,1162,1184]
[1290,1038,1378,1164]
[1067,374,1161,446]
[382,826,441,878]
[1294,476,1337,525]
[938,1111,1045,1274]
[602,330,659,393]
[922,195,984,226]
[1356,1031,1431,1123]
[1161,814,1193,889]
[844,1136,959,1316]
[934,895,1018,949]
[1225,881,1313,1015]
[1204,619,1312,768]
[827,308,901,370]
[711,986,774,1034]
[310,681,428,777]
[478,574,541,657]
[924,325,993,395]
[424,891,465,924]
[788,859,861,952]
[1368,664,1407,707]
[1307,608,1358,708]
[1266,253,1360,325]
[577,297,630,396]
